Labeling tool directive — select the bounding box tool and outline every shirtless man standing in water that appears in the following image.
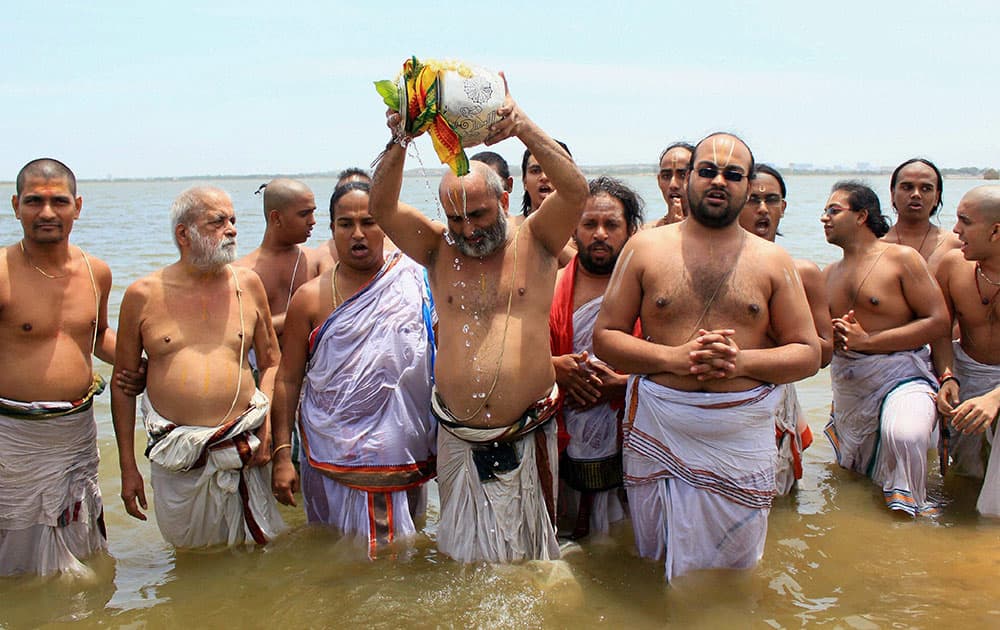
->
[594,133,820,580]
[370,79,588,562]
[113,186,285,548]
[0,159,116,576]
[235,178,320,341]
[822,181,949,516]
[932,186,1000,516]
[883,158,961,273]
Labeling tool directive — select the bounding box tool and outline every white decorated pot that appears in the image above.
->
[438,67,505,147]
[398,65,505,148]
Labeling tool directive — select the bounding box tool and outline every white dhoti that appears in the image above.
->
[948,341,1000,516]
[0,384,107,577]
[142,389,286,548]
[825,348,938,516]
[434,388,561,563]
[559,296,625,538]
[774,384,813,495]
[298,253,437,557]
[623,377,780,581]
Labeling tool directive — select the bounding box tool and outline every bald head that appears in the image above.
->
[262,178,313,218]
[962,185,1000,222]
[438,161,505,214]
[16,158,77,196]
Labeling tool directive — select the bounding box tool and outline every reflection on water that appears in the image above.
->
[3,371,1000,628]
[2,176,999,627]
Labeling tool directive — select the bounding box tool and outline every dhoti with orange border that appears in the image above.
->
[297,252,437,557]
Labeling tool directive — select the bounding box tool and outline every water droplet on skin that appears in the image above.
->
[465,339,471,347]
[462,324,470,334]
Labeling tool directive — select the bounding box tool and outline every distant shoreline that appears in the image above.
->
[0,167,992,185]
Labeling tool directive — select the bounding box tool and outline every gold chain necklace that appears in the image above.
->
[19,241,69,279]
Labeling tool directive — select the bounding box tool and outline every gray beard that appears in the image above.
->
[452,211,508,258]
[190,228,237,271]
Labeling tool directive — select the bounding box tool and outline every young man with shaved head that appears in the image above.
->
[594,133,821,580]
[236,178,321,341]
[0,158,116,576]
[371,80,588,562]
[932,185,1000,516]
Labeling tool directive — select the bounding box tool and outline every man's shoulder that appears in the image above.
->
[75,246,112,277]
[881,241,927,268]
[233,248,262,268]
[936,248,971,279]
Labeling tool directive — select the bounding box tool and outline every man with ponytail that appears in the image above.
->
[822,180,950,516]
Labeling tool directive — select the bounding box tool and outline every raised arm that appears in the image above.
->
[111,281,149,521]
[484,75,587,257]
[369,130,446,267]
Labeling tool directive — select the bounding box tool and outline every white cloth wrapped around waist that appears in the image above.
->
[0,400,107,577]
[623,377,780,510]
[951,341,1000,516]
[565,296,619,461]
[299,252,436,489]
[0,403,100,531]
[142,389,286,547]
[828,347,936,475]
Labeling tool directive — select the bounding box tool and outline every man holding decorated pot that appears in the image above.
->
[370,74,588,562]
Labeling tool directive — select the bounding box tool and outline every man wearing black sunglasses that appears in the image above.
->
[594,132,820,581]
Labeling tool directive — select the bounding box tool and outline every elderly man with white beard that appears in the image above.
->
[112,186,286,548]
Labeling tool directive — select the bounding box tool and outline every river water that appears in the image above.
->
[2,170,998,628]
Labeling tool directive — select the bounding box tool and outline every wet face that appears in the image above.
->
[821,190,861,247]
[277,191,317,244]
[11,175,82,244]
[522,155,553,213]
[332,191,383,271]
[188,194,238,270]
[739,172,786,241]
[687,136,752,229]
[657,147,692,221]
[892,162,940,221]
[953,198,1000,262]
[441,173,508,259]
[574,193,632,275]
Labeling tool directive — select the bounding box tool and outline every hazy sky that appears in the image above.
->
[4,1,997,179]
